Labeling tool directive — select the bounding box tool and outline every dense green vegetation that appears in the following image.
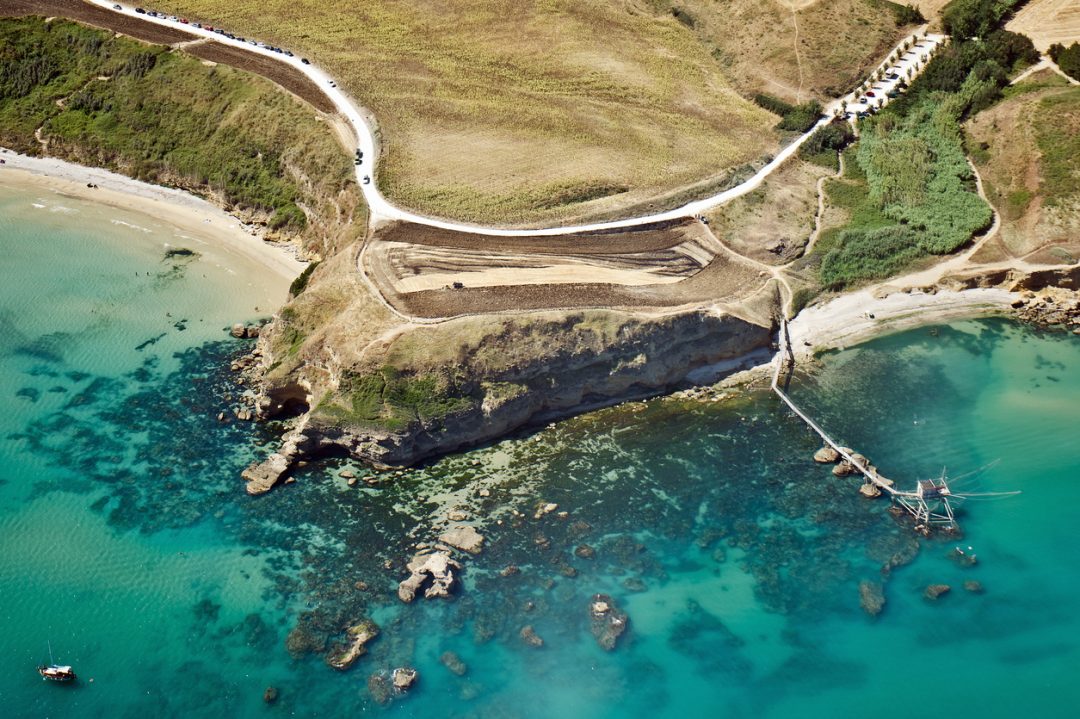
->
[753,94,824,133]
[941,0,1024,40]
[318,368,476,431]
[798,121,857,169]
[887,2,925,25]
[1049,43,1080,82]
[817,21,1038,288]
[0,17,355,237]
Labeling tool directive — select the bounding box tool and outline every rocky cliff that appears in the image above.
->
[242,252,775,486]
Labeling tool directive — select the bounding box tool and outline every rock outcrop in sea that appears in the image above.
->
[397,551,460,603]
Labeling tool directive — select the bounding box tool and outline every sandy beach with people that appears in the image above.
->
[0,148,306,284]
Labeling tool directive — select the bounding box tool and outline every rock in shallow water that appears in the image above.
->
[924,584,951,600]
[263,686,278,704]
[439,525,485,554]
[520,625,544,647]
[392,666,418,690]
[325,619,380,670]
[814,446,839,463]
[440,650,467,676]
[590,593,629,650]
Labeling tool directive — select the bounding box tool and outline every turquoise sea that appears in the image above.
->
[1,181,1078,718]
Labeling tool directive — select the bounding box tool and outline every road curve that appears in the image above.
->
[86,1,942,237]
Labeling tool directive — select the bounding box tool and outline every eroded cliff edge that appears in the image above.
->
[240,238,777,488]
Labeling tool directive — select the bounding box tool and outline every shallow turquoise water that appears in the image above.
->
[1,183,1078,718]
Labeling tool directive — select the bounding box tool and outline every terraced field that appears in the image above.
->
[364,220,770,318]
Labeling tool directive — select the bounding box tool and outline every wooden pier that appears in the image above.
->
[771,320,960,532]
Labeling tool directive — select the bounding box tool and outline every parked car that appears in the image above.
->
[865,91,876,98]
[134,8,145,15]
[362,176,370,185]
[113,4,122,10]
[300,58,310,65]
[180,18,188,24]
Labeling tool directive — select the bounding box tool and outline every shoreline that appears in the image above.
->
[0,148,306,283]
[787,286,1016,359]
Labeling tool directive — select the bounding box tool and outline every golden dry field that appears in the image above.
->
[155,0,784,225]
[1007,0,1080,52]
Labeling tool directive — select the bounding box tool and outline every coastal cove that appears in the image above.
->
[1,181,1078,717]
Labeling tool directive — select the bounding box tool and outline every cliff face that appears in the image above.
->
[297,310,772,468]
[251,267,774,472]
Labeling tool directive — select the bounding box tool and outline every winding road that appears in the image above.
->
[86,1,943,237]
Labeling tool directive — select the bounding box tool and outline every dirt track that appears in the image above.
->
[0,0,195,44]
[0,1,338,115]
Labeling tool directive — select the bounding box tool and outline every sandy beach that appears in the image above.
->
[787,286,1015,359]
[0,148,306,283]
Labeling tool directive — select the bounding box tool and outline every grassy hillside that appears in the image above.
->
[0,16,363,257]
[966,74,1080,264]
[154,0,784,226]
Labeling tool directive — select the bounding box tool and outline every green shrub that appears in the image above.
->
[270,203,307,231]
[1049,43,1080,82]
[889,2,926,25]
[288,261,320,297]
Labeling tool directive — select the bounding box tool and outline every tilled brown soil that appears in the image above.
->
[374,219,713,255]
[371,221,768,317]
[0,1,337,115]
[0,0,196,44]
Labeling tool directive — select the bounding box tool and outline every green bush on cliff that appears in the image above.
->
[318,368,477,430]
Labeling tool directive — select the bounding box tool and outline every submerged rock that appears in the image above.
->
[858,580,886,617]
[263,686,278,704]
[590,594,629,651]
[520,625,544,647]
[924,584,951,600]
[963,580,985,594]
[325,619,380,670]
[439,525,485,554]
[440,650,467,676]
[368,673,392,705]
[574,544,596,559]
[398,551,460,602]
[813,446,839,463]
